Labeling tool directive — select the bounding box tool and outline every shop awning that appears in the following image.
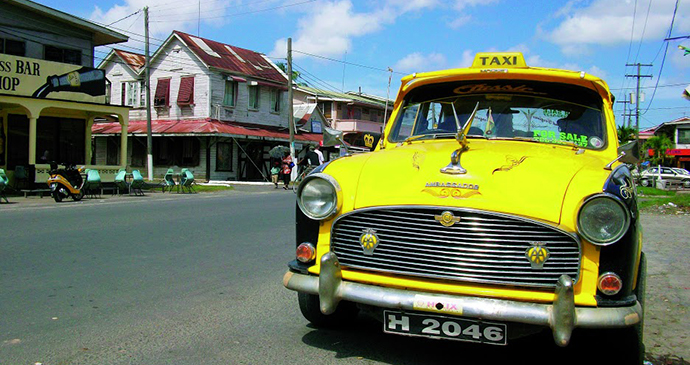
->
[92,118,323,143]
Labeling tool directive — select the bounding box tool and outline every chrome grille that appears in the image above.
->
[330,207,580,288]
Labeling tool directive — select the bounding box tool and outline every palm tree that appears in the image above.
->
[276,62,309,87]
[617,125,637,143]
[643,135,673,166]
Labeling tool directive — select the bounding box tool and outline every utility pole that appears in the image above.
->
[618,97,634,128]
[144,6,153,181]
[625,63,652,159]
[287,38,295,178]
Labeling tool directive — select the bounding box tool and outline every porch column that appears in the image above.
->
[26,105,41,165]
[118,113,129,169]
[85,115,95,164]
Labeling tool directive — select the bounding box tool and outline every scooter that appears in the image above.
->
[47,162,85,202]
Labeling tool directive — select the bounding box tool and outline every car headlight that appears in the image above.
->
[296,173,341,220]
[577,194,630,245]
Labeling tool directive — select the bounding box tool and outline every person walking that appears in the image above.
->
[281,153,293,190]
[314,145,324,165]
[270,161,280,189]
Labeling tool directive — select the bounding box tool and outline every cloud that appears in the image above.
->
[270,0,446,59]
[544,0,690,55]
[89,0,232,55]
[394,52,446,73]
[453,0,498,11]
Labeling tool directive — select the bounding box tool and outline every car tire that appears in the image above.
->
[683,180,690,188]
[298,292,358,328]
[640,178,649,187]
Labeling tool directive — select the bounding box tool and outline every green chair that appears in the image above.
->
[13,165,27,190]
[130,170,145,196]
[163,168,177,193]
[114,169,128,195]
[180,169,195,193]
[0,169,9,203]
[83,169,102,198]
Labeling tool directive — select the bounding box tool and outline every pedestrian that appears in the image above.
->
[281,153,293,190]
[270,161,280,189]
[314,145,324,165]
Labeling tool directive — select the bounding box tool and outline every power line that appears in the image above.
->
[108,10,141,26]
[294,50,404,75]
[150,0,317,23]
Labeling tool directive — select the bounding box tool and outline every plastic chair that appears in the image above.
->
[129,170,145,196]
[14,165,27,190]
[83,169,102,198]
[114,169,128,195]
[163,168,177,193]
[0,169,9,203]
[180,169,195,193]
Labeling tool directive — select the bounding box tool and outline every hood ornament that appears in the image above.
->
[441,102,480,175]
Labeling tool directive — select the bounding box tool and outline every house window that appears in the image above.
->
[153,137,199,166]
[270,89,281,113]
[224,80,237,107]
[121,81,138,107]
[139,81,146,106]
[44,45,81,65]
[319,101,332,118]
[216,141,233,171]
[106,137,119,165]
[177,76,195,106]
[154,78,171,107]
[131,137,146,167]
[0,38,25,56]
[679,129,690,144]
[248,85,259,109]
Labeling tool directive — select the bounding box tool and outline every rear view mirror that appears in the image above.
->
[618,140,639,164]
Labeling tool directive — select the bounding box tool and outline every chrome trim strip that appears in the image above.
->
[283,253,642,347]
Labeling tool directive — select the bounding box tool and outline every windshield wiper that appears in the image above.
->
[403,132,456,144]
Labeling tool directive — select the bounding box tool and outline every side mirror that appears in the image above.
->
[322,126,345,148]
[618,140,639,164]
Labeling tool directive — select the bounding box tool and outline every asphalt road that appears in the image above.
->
[0,189,687,365]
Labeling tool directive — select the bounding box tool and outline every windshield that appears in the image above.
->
[389,80,606,149]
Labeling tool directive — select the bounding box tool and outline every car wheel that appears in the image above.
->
[298,292,358,328]
[683,180,690,188]
[640,178,649,187]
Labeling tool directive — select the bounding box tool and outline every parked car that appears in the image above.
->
[283,52,645,364]
[672,167,690,176]
[639,167,690,188]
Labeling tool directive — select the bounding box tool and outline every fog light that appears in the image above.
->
[296,242,316,263]
[598,272,622,295]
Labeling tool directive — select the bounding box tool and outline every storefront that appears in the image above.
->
[0,54,129,186]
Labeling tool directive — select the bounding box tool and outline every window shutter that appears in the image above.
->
[154,78,171,107]
[121,82,126,106]
[177,76,195,106]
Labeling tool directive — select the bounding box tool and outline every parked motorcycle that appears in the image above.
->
[47,162,85,202]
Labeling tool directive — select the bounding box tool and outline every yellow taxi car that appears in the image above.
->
[283,52,645,361]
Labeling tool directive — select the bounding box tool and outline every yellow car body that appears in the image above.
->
[284,53,644,353]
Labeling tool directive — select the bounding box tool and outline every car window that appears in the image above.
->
[389,80,606,149]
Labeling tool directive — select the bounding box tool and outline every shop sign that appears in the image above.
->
[0,54,106,103]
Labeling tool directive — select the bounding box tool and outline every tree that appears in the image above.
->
[643,134,673,166]
[617,125,637,143]
[276,62,309,87]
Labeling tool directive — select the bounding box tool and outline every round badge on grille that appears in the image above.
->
[435,211,461,227]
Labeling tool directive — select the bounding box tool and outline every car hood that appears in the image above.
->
[332,139,611,224]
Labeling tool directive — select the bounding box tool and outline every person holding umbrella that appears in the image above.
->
[281,152,293,190]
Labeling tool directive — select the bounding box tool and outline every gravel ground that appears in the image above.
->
[641,211,690,365]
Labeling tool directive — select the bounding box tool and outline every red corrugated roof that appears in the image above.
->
[173,30,287,86]
[92,119,322,143]
[114,49,146,73]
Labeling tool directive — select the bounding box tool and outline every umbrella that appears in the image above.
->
[269,145,290,159]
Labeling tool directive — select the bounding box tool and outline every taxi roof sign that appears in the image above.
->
[471,52,527,68]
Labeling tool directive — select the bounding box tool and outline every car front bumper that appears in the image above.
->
[283,252,643,347]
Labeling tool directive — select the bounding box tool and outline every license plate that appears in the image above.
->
[383,310,507,345]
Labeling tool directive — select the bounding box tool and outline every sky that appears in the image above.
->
[34,0,690,129]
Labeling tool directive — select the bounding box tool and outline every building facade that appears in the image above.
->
[0,0,130,186]
[95,31,321,182]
